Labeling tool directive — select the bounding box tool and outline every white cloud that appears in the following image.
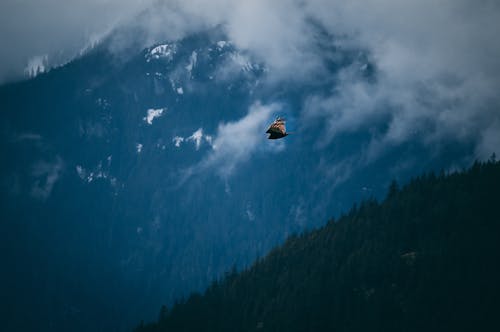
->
[198,101,283,177]
[2,0,499,161]
[179,0,500,160]
[229,52,258,73]
[475,122,500,159]
[136,143,143,153]
[0,0,159,83]
[300,0,500,160]
[317,155,359,190]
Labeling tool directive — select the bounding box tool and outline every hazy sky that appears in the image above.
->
[1,0,499,160]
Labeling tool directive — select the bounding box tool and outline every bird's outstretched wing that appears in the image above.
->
[268,131,284,139]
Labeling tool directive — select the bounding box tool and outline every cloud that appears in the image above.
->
[176,102,284,183]
[0,0,323,83]
[2,0,499,160]
[300,0,500,160]
[30,156,64,200]
[0,0,159,83]
[178,0,500,160]
[197,101,283,177]
[211,0,320,81]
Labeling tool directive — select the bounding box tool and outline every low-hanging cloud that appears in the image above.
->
[2,0,499,160]
[0,0,157,83]
[300,0,500,160]
[197,101,283,178]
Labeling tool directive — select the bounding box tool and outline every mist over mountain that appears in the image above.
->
[1,2,499,331]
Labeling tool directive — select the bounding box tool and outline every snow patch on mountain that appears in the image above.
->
[25,55,49,78]
[143,108,165,125]
[173,136,184,147]
[76,165,86,179]
[230,52,258,72]
[216,41,230,51]
[146,43,176,62]
[96,98,110,109]
[186,51,198,75]
[169,79,184,94]
[76,160,117,188]
[172,129,213,150]
[187,128,203,150]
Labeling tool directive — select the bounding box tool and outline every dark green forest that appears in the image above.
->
[135,159,500,332]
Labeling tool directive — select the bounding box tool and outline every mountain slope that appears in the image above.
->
[0,26,485,332]
[137,160,500,332]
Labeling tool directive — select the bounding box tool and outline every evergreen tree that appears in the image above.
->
[135,161,500,332]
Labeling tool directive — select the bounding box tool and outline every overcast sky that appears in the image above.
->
[1,0,499,160]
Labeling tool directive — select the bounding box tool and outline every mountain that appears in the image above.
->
[0,26,482,332]
[135,160,500,332]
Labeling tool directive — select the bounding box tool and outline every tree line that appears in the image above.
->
[135,158,500,332]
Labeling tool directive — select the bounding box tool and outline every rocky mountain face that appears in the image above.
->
[0,27,474,332]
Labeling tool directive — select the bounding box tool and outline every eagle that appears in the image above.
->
[266,117,289,139]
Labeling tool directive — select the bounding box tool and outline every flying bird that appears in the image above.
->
[266,117,289,139]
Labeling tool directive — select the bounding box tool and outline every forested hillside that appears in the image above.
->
[136,159,500,332]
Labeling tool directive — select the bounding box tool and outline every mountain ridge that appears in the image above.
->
[0,26,486,332]
[136,159,500,332]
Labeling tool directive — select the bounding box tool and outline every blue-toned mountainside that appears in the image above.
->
[136,160,500,332]
[0,28,477,332]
